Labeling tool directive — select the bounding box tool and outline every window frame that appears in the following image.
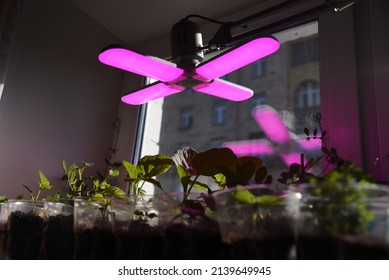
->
[129,0,388,182]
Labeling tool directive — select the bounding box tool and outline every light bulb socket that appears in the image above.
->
[170,19,204,69]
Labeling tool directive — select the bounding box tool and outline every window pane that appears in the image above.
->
[140,21,321,191]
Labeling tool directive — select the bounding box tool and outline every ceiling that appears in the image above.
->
[70,0,268,48]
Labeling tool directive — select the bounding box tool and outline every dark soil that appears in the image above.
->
[40,214,75,259]
[116,221,166,259]
[297,234,389,259]
[6,210,45,259]
[223,234,295,260]
[165,223,225,259]
[0,222,7,259]
[74,225,117,260]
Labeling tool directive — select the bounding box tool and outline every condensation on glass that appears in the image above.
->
[140,21,321,192]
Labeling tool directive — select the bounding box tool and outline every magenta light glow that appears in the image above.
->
[223,139,274,156]
[99,48,184,82]
[193,79,253,101]
[252,105,290,144]
[121,82,184,105]
[195,37,280,80]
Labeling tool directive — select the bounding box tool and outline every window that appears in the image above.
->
[213,102,227,125]
[251,92,267,109]
[124,0,389,186]
[251,60,267,78]
[139,21,321,186]
[291,36,319,66]
[297,80,320,108]
[179,107,192,130]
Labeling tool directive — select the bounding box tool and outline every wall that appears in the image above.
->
[0,0,129,198]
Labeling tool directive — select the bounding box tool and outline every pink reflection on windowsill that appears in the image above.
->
[221,105,322,167]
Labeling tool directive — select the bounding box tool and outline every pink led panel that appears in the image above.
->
[193,79,253,101]
[99,48,184,82]
[121,82,184,105]
[195,37,280,80]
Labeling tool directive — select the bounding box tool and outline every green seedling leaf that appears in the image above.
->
[104,186,126,196]
[172,147,197,173]
[190,180,211,192]
[109,169,120,177]
[39,171,52,190]
[233,188,256,205]
[61,160,67,173]
[143,177,164,191]
[233,188,283,206]
[122,160,139,179]
[22,184,34,200]
[213,173,227,188]
[236,157,263,183]
[255,194,284,205]
[0,196,7,203]
[177,164,191,193]
[191,148,237,176]
[137,154,173,177]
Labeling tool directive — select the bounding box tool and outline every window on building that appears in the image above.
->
[213,102,227,125]
[251,60,267,78]
[297,80,320,108]
[251,92,267,109]
[291,36,319,67]
[179,107,192,130]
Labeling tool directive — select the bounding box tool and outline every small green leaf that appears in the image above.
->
[61,160,67,173]
[0,196,7,203]
[190,180,211,192]
[122,160,139,178]
[143,177,163,190]
[254,194,284,205]
[191,148,237,176]
[22,184,34,199]
[109,169,120,177]
[233,188,256,205]
[177,165,191,193]
[105,186,126,196]
[213,173,227,188]
[39,171,52,190]
[137,154,173,177]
